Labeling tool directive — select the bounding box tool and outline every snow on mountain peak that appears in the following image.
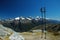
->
[15,17,20,20]
[35,16,40,20]
[36,16,40,18]
[26,17,32,20]
[20,16,25,20]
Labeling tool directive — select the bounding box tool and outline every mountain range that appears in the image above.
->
[0,16,60,32]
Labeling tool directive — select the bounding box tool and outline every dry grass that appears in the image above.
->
[20,32,60,40]
[1,32,60,40]
[4,36,9,40]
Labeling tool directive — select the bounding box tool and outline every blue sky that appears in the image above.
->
[0,0,60,20]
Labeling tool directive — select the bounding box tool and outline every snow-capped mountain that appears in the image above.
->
[15,17,20,20]
[35,16,40,20]
[26,17,32,20]
[1,16,60,24]
[20,16,25,20]
[0,16,60,32]
[15,16,33,21]
[15,16,25,20]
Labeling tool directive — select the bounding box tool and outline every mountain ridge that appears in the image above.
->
[0,16,60,32]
